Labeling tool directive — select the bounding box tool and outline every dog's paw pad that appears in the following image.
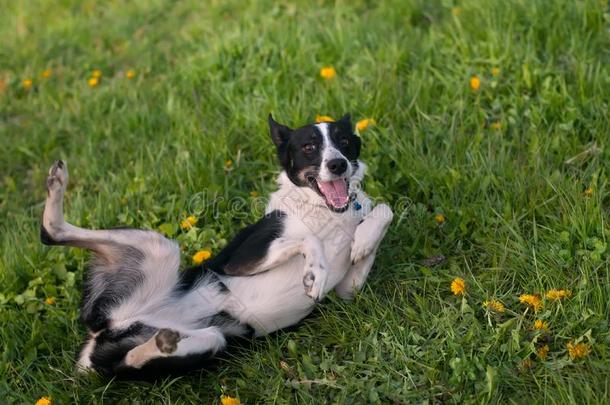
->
[46,160,68,192]
[303,271,315,288]
[155,329,180,354]
[303,268,326,303]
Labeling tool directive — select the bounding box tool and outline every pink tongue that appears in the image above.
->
[317,179,349,208]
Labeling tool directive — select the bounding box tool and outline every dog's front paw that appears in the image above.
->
[303,261,327,303]
[350,204,393,264]
[350,228,378,264]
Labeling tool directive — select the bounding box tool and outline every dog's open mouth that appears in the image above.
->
[309,177,350,212]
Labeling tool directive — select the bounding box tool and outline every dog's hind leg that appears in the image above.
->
[42,160,180,333]
[124,327,226,369]
[42,160,172,254]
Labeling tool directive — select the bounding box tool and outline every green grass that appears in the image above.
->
[1,0,609,403]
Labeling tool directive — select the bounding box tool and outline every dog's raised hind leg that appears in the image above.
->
[41,159,133,249]
[41,159,71,245]
[41,160,181,333]
[42,159,134,250]
[42,160,177,254]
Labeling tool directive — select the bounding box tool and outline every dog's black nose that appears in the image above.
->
[327,158,348,175]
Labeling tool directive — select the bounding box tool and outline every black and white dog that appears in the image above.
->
[41,114,393,377]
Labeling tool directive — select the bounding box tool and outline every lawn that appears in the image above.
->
[1,0,609,403]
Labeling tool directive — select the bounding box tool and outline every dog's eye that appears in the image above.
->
[340,138,349,147]
[302,144,316,153]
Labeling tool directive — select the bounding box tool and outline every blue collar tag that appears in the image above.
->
[349,192,362,211]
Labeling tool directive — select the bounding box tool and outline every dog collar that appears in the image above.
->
[349,193,362,210]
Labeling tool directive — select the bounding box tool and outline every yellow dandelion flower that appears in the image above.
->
[250,191,259,198]
[519,294,542,312]
[88,77,99,87]
[491,67,500,77]
[483,299,505,313]
[356,118,375,132]
[180,215,197,230]
[450,277,466,296]
[220,395,241,405]
[320,66,336,80]
[470,75,481,91]
[35,397,52,405]
[45,297,56,305]
[537,345,549,360]
[224,159,233,170]
[546,289,572,301]
[41,69,52,78]
[584,187,593,197]
[126,69,136,79]
[192,250,212,265]
[491,121,501,130]
[92,69,103,78]
[451,7,462,16]
[567,341,590,360]
[520,358,534,370]
[534,319,549,331]
[435,213,446,224]
[315,114,335,123]
[22,79,33,90]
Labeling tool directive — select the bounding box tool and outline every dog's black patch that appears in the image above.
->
[269,115,323,187]
[325,115,361,163]
[89,323,157,376]
[208,311,256,338]
[95,322,152,344]
[208,271,230,293]
[81,297,112,332]
[113,350,217,380]
[80,246,146,331]
[216,280,229,293]
[40,225,60,245]
[176,261,231,294]
[90,340,137,376]
[208,310,234,327]
[191,209,287,277]
[241,323,256,338]
[111,331,267,381]
[176,265,203,293]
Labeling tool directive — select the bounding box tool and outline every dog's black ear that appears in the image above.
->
[268,114,292,147]
[353,133,362,157]
[337,113,352,130]
[268,114,292,169]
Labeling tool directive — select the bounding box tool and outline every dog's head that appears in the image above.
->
[268,114,361,212]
